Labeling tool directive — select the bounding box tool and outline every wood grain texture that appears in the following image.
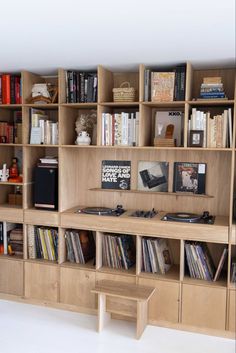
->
[0,258,24,295]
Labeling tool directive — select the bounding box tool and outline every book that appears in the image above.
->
[141,237,172,274]
[173,162,206,194]
[138,161,168,192]
[101,160,131,190]
[28,226,58,261]
[151,72,175,102]
[213,248,228,281]
[155,111,183,147]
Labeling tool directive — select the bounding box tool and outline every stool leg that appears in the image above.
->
[136,301,148,339]
[97,293,110,332]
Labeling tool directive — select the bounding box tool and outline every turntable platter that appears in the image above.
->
[162,212,202,223]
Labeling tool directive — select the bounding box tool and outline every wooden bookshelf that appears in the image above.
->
[0,63,235,339]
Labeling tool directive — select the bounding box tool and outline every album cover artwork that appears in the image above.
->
[138,161,169,192]
[101,160,131,190]
[173,162,206,194]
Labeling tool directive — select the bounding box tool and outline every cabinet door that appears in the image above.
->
[138,278,180,323]
[0,258,23,296]
[60,267,96,309]
[25,262,59,302]
[228,290,235,332]
[182,284,226,330]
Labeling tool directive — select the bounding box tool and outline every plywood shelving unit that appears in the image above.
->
[0,63,235,338]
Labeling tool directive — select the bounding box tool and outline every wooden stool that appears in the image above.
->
[91,280,155,339]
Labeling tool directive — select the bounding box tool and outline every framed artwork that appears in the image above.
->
[189,130,203,147]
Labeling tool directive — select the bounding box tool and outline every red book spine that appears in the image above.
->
[2,74,11,104]
[0,75,2,104]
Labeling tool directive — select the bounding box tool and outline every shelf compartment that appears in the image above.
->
[59,105,97,146]
[137,236,180,281]
[59,228,96,268]
[98,66,139,103]
[190,67,235,101]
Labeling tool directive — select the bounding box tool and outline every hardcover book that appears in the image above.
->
[173,162,206,194]
[151,72,175,102]
[138,161,169,192]
[101,160,131,190]
[155,111,183,147]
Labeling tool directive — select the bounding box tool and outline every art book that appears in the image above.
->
[173,162,206,194]
[155,111,183,147]
[138,161,169,192]
[101,160,131,190]
[151,72,175,102]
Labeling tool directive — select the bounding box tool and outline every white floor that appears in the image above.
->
[0,300,235,353]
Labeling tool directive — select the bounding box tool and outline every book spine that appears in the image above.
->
[10,76,15,104]
[2,74,11,104]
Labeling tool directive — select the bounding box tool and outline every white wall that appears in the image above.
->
[0,0,235,73]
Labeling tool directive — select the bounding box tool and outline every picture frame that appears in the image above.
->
[189,130,204,147]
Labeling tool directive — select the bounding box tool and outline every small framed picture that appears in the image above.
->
[189,130,203,147]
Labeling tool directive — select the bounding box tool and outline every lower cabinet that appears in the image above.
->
[228,289,235,332]
[60,267,96,309]
[181,284,227,331]
[0,258,23,296]
[138,278,180,323]
[24,262,59,302]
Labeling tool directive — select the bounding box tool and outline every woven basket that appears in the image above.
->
[113,82,135,102]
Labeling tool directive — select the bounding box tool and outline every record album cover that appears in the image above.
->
[173,162,206,194]
[101,160,131,190]
[138,161,169,192]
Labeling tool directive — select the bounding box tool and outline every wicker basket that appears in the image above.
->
[113,82,135,102]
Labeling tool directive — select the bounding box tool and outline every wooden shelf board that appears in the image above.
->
[60,259,95,271]
[24,208,59,226]
[61,103,97,108]
[0,104,22,109]
[0,182,23,186]
[138,264,180,282]
[99,102,139,107]
[0,143,23,147]
[0,204,23,210]
[98,265,136,277]
[185,147,233,152]
[0,254,23,261]
[23,103,58,109]
[143,101,185,107]
[24,258,58,266]
[24,144,59,148]
[189,99,235,106]
[61,207,229,243]
[89,188,214,198]
[183,275,227,289]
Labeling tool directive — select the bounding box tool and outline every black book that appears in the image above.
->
[173,162,206,194]
[79,72,85,103]
[101,160,131,190]
[10,76,15,104]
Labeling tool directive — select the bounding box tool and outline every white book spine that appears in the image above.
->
[51,122,58,145]
[135,112,139,146]
[101,113,105,145]
[228,108,232,148]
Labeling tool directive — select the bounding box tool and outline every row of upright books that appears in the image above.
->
[188,108,233,148]
[66,71,97,103]
[0,74,21,104]
[102,234,135,270]
[144,64,186,102]
[101,112,139,146]
[30,109,58,145]
[141,237,172,274]
[65,229,95,264]
[0,111,22,144]
[185,242,228,282]
[28,225,58,261]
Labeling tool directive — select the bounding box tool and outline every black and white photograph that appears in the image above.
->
[138,161,169,192]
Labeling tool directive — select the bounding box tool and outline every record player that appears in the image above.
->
[162,211,215,224]
[76,205,125,217]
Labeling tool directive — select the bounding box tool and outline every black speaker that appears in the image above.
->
[34,165,58,210]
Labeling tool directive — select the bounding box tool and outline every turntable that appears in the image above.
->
[162,211,215,224]
[76,205,125,217]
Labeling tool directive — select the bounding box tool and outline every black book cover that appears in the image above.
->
[79,72,85,103]
[72,71,77,103]
[101,160,131,190]
[173,162,206,194]
[10,76,15,104]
